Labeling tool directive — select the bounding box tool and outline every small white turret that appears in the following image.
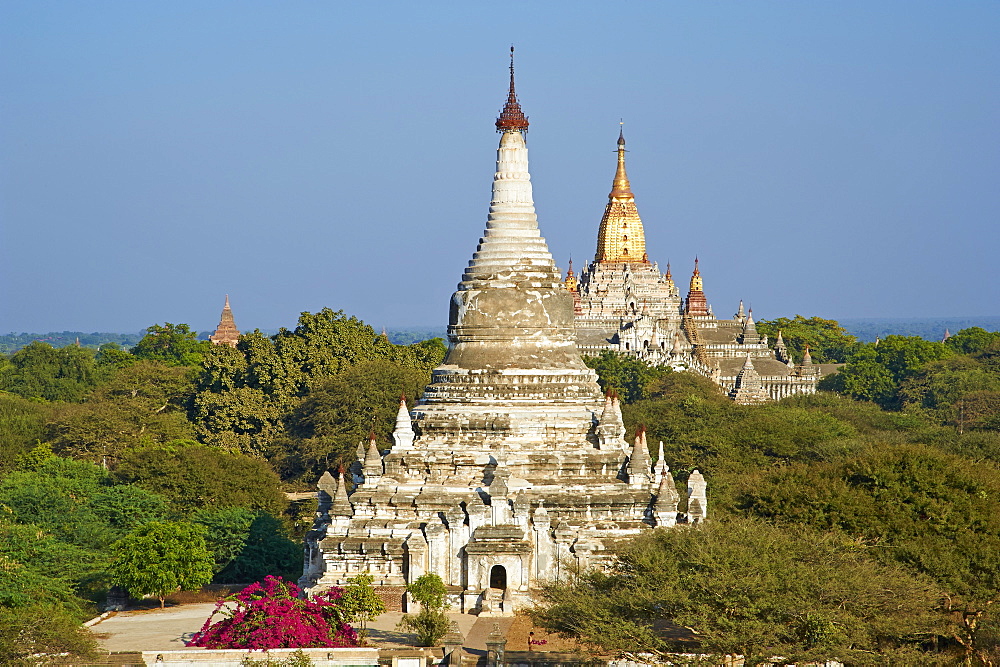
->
[362,432,383,486]
[392,394,415,450]
[687,469,707,523]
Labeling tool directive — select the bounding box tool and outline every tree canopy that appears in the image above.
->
[109,521,214,608]
[113,441,286,516]
[535,518,942,665]
[0,341,101,402]
[192,308,445,456]
[756,315,859,363]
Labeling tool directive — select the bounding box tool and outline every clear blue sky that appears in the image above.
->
[2,1,998,333]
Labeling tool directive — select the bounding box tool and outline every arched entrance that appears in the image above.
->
[489,565,507,590]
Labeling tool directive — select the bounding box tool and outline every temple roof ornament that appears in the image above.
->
[595,125,647,264]
[495,47,529,134]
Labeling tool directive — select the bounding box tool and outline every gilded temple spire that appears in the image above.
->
[595,124,647,263]
[610,123,634,199]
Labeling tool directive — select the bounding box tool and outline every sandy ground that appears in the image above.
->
[93,603,222,652]
[93,604,482,653]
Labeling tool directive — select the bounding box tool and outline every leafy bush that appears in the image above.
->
[397,573,450,647]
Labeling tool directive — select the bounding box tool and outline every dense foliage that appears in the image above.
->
[757,315,859,363]
[536,518,943,664]
[187,576,357,649]
[538,326,1000,663]
[3,308,998,662]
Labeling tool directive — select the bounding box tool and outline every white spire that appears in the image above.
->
[653,440,668,488]
[392,395,415,450]
[459,130,560,289]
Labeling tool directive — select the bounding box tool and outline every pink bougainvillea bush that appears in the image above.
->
[187,576,358,649]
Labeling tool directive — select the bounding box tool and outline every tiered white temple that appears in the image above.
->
[300,54,705,615]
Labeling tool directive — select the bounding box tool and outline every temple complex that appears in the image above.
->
[209,295,240,347]
[569,131,822,402]
[300,53,703,615]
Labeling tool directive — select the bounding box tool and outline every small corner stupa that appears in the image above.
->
[209,295,240,347]
[300,51,705,616]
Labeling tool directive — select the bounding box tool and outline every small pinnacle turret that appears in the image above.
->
[687,470,708,523]
[738,309,760,344]
[774,330,792,365]
[392,394,415,450]
[653,469,680,527]
[362,431,383,484]
[627,426,653,488]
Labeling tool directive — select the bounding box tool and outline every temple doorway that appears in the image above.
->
[489,565,507,590]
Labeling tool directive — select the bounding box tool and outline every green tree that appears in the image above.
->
[756,315,859,363]
[534,518,943,665]
[215,513,302,584]
[736,443,1000,662]
[823,336,954,409]
[0,341,100,401]
[339,573,386,640]
[0,457,167,551]
[0,394,53,473]
[110,521,214,608]
[45,361,197,463]
[899,356,1000,427]
[192,506,257,574]
[192,309,445,457]
[282,359,433,479]
[0,602,98,666]
[583,351,672,403]
[131,323,210,367]
[945,327,1000,357]
[96,341,137,369]
[113,441,286,516]
[398,573,450,647]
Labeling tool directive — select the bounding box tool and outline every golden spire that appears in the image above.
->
[563,258,579,292]
[690,257,703,291]
[610,123,633,198]
[595,123,647,264]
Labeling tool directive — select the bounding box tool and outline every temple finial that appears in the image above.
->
[496,46,529,133]
[610,123,633,198]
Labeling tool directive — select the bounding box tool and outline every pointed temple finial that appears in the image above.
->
[496,46,529,133]
[610,124,633,199]
[595,126,644,263]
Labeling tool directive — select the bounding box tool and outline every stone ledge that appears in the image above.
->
[141,648,379,666]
